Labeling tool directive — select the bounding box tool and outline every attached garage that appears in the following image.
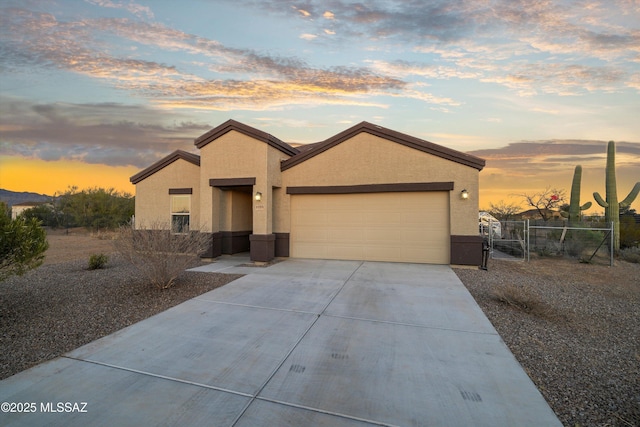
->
[290,191,450,264]
[132,120,486,265]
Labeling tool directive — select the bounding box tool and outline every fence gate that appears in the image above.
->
[486,220,528,261]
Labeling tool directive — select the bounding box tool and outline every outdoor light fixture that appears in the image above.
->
[255,192,262,201]
[460,189,469,200]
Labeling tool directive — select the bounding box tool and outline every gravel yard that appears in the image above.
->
[1,230,242,380]
[455,257,640,427]
[1,230,639,426]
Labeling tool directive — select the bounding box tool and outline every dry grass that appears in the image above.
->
[490,282,556,318]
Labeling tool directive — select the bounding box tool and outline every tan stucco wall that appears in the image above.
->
[231,191,252,231]
[134,159,200,229]
[198,130,292,234]
[279,132,479,236]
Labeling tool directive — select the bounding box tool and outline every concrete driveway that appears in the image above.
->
[0,256,561,426]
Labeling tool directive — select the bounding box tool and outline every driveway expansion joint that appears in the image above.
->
[62,356,254,398]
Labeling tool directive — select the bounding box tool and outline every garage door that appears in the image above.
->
[291,192,450,264]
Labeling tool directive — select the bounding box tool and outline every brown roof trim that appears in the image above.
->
[281,122,485,171]
[209,177,256,187]
[286,182,454,195]
[194,119,299,157]
[168,188,193,194]
[130,150,200,184]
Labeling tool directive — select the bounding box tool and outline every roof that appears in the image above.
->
[131,120,486,185]
[194,119,299,157]
[12,201,47,207]
[281,122,486,171]
[130,150,200,184]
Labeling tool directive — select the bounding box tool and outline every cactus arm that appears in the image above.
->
[580,201,592,211]
[619,182,640,209]
[593,192,608,208]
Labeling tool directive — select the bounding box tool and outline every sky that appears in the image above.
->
[0,0,639,212]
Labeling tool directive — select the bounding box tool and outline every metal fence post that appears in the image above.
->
[524,219,531,262]
[610,221,614,267]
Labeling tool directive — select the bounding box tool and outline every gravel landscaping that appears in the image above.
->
[0,254,242,380]
[1,230,639,426]
[455,257,640,427]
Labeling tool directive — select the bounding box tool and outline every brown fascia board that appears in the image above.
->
[287,182,454,194]
[281,122,486,171]
[130,150,200,184]
[194,119,299,157]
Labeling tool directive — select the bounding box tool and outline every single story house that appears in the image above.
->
[11,202,47,220]
[131,120,486,266]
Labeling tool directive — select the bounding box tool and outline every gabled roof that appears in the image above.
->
[130,150,200,184]
[281,121,486,171]
[194,119,299,157]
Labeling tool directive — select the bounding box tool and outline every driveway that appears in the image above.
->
[0,256,561,426]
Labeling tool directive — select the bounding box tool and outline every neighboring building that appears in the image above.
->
[131,120,486,265]
[11,202,46,220]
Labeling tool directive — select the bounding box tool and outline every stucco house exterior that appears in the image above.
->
[131,120,486,266]
[11,202,47,220]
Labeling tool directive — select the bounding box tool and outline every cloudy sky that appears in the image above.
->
[0,0,638,211]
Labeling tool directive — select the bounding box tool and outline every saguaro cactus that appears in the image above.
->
[593,141,640,253]
[561,165,591,223]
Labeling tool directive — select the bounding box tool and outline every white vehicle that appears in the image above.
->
[479,212,502,239]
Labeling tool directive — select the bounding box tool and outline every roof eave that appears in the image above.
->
[281,122,486,171]
[194,119,299,157]
[130,150,200,185]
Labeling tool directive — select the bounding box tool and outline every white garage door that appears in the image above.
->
[291,192,450,264]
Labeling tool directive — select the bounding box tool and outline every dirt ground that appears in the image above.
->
[42,228,118,265]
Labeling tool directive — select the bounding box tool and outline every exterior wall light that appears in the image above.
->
[255,192,262,201]
[460,189,469,200]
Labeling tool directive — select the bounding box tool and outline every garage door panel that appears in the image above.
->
[327,212,361,226]
[291,192,449,264]
[328,228,363,242]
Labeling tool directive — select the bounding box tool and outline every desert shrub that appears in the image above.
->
[88,254,108,270]
[620,216,640,249]
[619,246,640,264]
[536,247,552,257]
[564,230,605,257]
[115,222,211,289]
[0,202,49,281]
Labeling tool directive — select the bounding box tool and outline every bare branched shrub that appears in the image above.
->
[115,222,211,289]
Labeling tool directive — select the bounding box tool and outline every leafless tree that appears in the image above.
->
[518,187,566,221]
[486,200,521,221]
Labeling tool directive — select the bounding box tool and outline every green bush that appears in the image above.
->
[620,216,640,249]
[0,202,49,281]
[564,229,605,257]
[619,246,640,264]
[88,254,108,270]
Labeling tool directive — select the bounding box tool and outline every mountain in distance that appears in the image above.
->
[0,189,51,207]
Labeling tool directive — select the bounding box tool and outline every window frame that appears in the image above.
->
[170,194,191,234]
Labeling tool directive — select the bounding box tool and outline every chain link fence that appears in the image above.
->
[482,219,614,266]
[528,220,613,265]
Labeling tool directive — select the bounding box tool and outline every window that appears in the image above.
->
[171,195,190,233]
